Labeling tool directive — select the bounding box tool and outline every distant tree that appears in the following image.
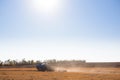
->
[0,60,3,66]
[4,59,11,66]
[21,58,27,65]
[27,60,35,65]
[36,60,41,64]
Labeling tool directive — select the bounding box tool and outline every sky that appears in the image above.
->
[0,0,120,62]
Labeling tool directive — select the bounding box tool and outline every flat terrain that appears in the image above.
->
[0,68,120,80]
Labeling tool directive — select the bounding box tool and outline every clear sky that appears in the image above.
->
[0,0,120,62]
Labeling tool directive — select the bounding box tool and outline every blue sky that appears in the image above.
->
[0,0,120,62]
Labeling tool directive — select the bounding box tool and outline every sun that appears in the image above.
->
[31,0,60,15]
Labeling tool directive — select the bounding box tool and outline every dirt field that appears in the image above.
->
[0,68,120,80]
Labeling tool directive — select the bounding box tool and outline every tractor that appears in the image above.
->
[36,63,54,72]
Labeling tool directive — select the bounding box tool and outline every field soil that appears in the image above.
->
[0,68,120,80]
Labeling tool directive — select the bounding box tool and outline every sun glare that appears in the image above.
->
[31,0,60,15]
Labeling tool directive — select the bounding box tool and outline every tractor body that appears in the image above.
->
[36,63,54,71]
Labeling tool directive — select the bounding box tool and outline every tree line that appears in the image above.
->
[0,59,86,67]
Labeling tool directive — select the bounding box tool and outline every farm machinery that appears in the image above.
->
[36,63,54,72]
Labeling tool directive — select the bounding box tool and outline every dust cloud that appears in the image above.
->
[54,67,85,72]
[53,67,120,74]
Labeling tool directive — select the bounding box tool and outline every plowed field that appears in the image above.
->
[0,68,120,80]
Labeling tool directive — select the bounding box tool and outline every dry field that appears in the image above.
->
[0,68,120,80]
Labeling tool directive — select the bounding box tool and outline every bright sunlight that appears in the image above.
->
[30,0,61,15]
